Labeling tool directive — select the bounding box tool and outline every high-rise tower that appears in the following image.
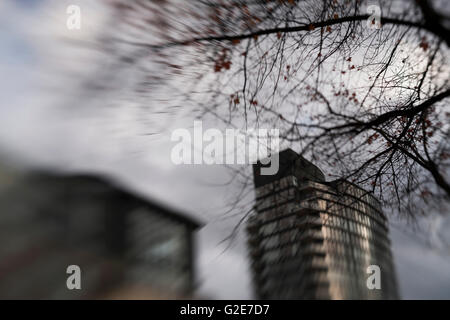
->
[247,149,399,299]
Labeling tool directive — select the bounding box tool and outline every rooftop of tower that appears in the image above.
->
[253,148,325,188]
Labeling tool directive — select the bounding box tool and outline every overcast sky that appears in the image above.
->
[0,0,449,299]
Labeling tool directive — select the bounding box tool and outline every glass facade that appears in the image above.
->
[0,172,199,299]
[247,149,399,299]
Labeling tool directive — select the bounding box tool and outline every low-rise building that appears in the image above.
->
[0,168,201,299]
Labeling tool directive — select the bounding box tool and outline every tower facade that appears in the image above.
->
[247,149,399,299]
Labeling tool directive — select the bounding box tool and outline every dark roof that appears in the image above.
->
[26,171,203,229]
